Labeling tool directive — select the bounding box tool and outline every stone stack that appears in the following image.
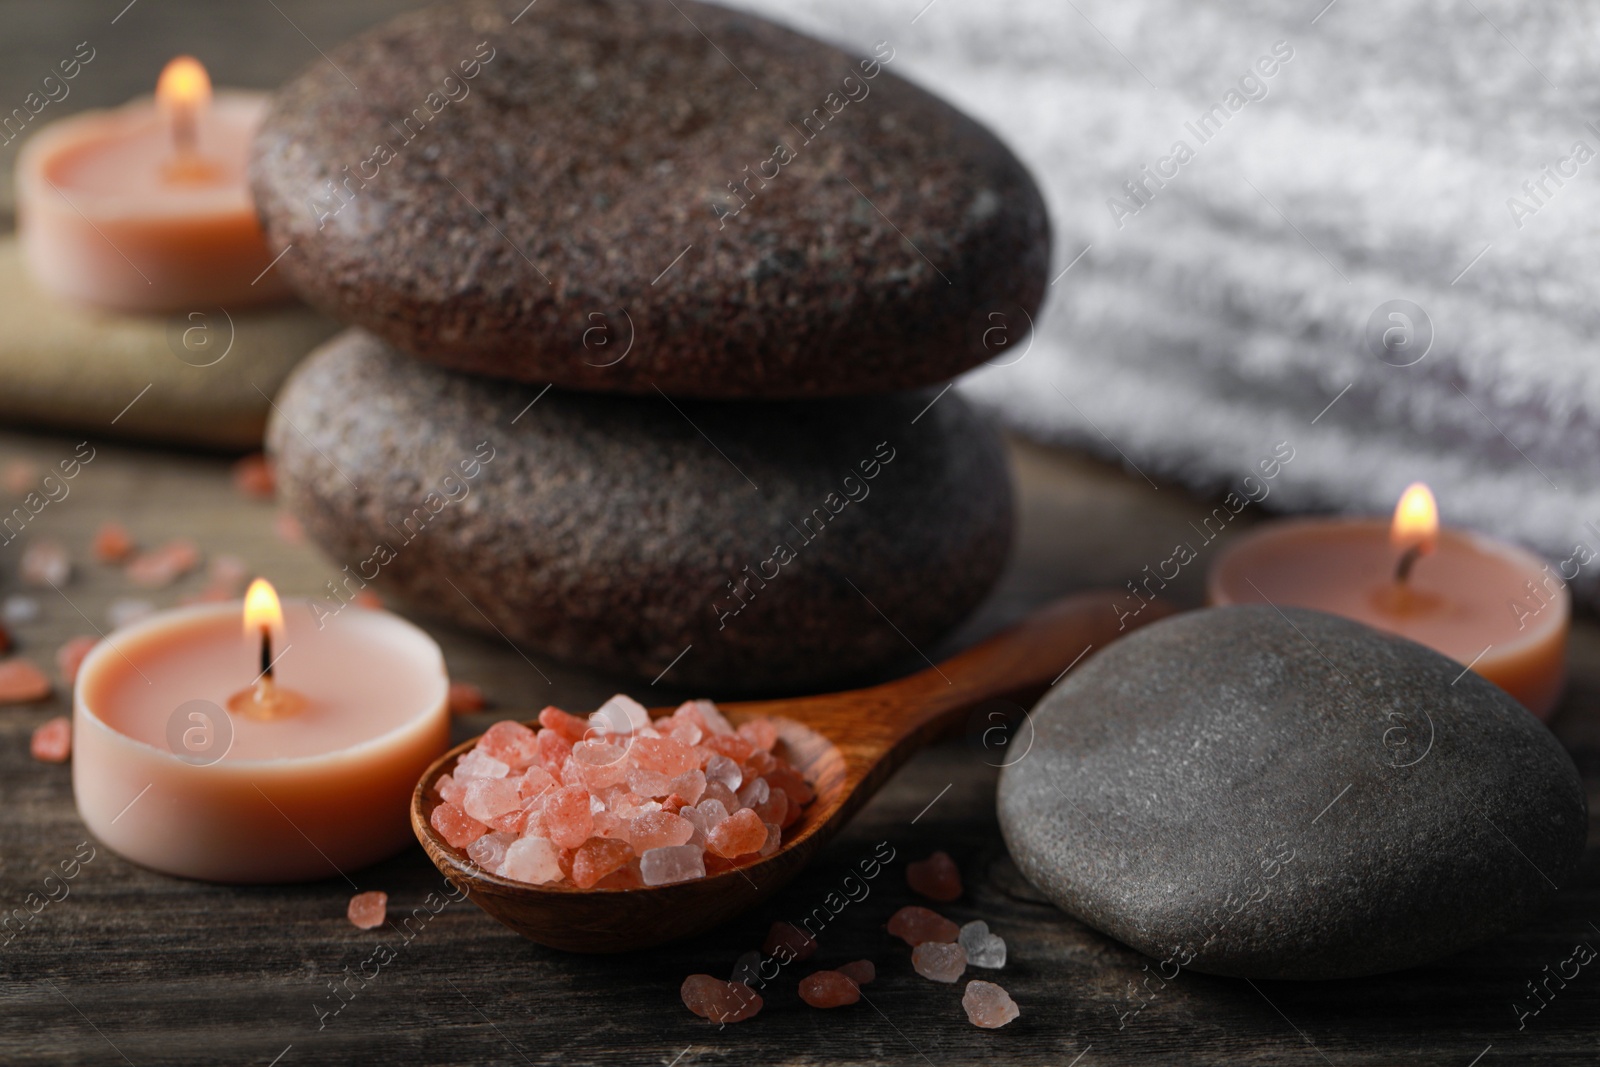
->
[252,0,1049,690]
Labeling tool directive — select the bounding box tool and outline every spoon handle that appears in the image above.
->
[730,590,1175,770]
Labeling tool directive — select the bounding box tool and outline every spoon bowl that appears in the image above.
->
[412,590,1173,952]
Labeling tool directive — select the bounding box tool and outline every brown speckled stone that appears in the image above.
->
[998,606,1587,980]
[267,330,1013,690]
[249,0,1049,398]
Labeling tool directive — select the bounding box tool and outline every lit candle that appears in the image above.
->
[16,57,290,312]
[72,580,450,882]
[1208,483,1568,718]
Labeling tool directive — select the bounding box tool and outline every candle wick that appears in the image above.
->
[1394,544,1424,585]
[260,625,273,681]
[172,102,198,158]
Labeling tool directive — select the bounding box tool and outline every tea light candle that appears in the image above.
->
[1209,484,1568,719]
[73,580,451,883]
[16,56,291,312]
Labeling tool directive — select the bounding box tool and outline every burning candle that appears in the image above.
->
[16,56,290,312]
[72,580,450,883]
[1208,483,1568,719]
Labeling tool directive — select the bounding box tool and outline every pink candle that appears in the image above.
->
[73,582,450,883]
[16,57,290,312]
[1209,484,1568,719]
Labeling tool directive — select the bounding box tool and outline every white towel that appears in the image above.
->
[729,0,1600,604]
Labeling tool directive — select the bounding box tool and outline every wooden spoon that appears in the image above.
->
[411,590,1174,952]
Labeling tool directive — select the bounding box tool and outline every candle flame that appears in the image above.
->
[156,56,212,111]
[1390,482,1439,553]
[243,578,284,636]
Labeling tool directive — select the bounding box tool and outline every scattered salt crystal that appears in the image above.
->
[962,980,1020,1028]
[209,554,249,589]
[20,540,70,587]
[448,682,487,715]
[907,850,963,902]
[640,844,705,885]
[125,538,200,588]
[352,589,383,609]
[92,522,135,563]
[500,836,563,884]
[730,950,762,986]
[912,941,967,983]
[462,777,522,822]
[467,832,516,872]
[429,802,486,849]
[273,512,305,544]
[763,921,817,961]
[888,906,960,946]
[2,459,39,495]
[55,636,98,688]
[680,974,762,1023]
[0,659,52,705]
[454,749,510,780]
[231,453,277,499]
[106,597,155,629]
[2,595,39,624]
[959,920,1007,969]
[799,970,860,1008]
[736,777,770,809]
[30,716,71,762]
[590,693,650,734]
[346,891,387,930]
[705,754,743,792]
[837,960,875,986]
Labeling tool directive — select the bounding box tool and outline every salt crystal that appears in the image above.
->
[758,822,782,857]
[799,970,860,1008]
[466,831,515,872]
[20,540,70,587]
[544,785,596,850]
[516,765,556,799]
[906,851,963,902]
[572,838,635,888]
[705,754,743,792]
[2,595,39,624]
[106,597,155,629]
[632,736,697,776]
[668,769,706,804]
[626,765,675,798]
[640,844,705,885]
[572,741,629,789]
[629,810,695,851]
[767,765,815,806]
[92,522,135,564]
[273,512,305,544]
[55,636,98,687]
[537,706,590,742]
[448,682,488,716]
[429,803,486,849]
[590,693,650,735]
[2,459,39,494]
[500,835,563,884]
[0,659,52,705]
[962,980,1020,1028]
[959,920,1007,969]
[912,942,967,983]
[837,960,875,986]
[754,788,789,827]
[353,590,383,609]
[702,781,739,812]
[679,698,734,735]
[707,808,767,859]
[737,777,770,809]
[737,718,778,751]
[454,749,511,780]
[536,729,573,771]
[680,974,762,1023]
[436,773,465,806]
[667,718,702,745]
[887,906,960,946]
[346,891,387,930]
[462,777,522,822]
[231,453,277,499]
[762,921,817,961]
[695,798,730,828]
[730,950,762,986]
[209,554,249,589]
[479,720,537,767]
[125,538,200,588]
[30,716,71,762]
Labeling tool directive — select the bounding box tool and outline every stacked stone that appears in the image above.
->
[251,0,1049,690]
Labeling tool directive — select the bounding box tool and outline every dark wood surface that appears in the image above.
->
[2,1,1598,1063]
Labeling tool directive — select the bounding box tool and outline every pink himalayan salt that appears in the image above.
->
[906,850,963,902]
[448,682,487,716]
[30,716,71,762]
[572,838,635,888]
[454,749,509,780]
[705,754,742,792]
[737,718,778,751]
[501,836,562,884]
[92,522,135,563]
[912,941,967,983]
[799,970,860,1008]
[231,453,277,499]
[56,635,98,687]
[590,693,650,734]
[681,975,762,1023]
[0,659,52,705]
[538,706,590,742]
[462,777,522,822]
[640,844,705,885]
[763,921,817,961]
[479,720,537,767]
[888,906,960,947]
[20,540,70,588]
[544,785,595,849]
[125,538,200,588]
[273,512,305,545]
[346,891,387,930]
[629,810,694,851]
[962,980,1020,1029]
[707,808,767,859]
[430,803,486,848]
[837,960,875,986]
[435,773,465,807]
[466,832,515,872]
[353,589,383,609]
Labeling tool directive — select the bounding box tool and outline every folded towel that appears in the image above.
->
[730,0,1600,606]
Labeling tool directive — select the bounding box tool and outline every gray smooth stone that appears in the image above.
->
[999,605,1587,980]
[267,329,1014,691]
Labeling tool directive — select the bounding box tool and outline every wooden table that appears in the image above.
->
[1,427,1595,1067]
